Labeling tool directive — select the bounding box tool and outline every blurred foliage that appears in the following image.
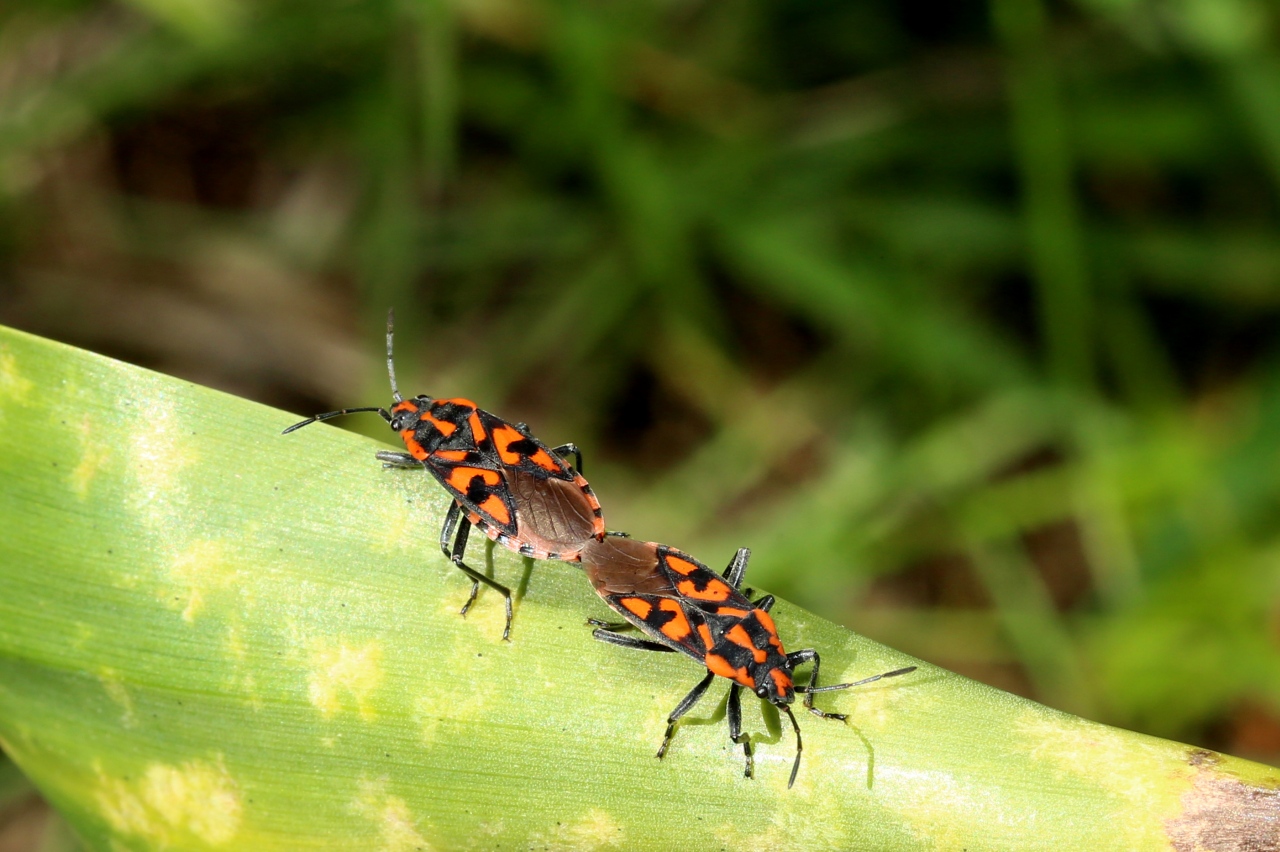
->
[3,0,1280,831]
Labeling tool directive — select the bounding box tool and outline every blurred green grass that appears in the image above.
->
[3,0,1280,837]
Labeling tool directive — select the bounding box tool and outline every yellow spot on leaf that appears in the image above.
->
[226,624,247,661]
[71,419,109,498]
[0,351,33,404]
[532,808,625,849]
[413,688,492,746]
[95,756,242,847]
[368,498,414,556]
[166,540,236,622]
[308,640,384,720]
[98,668,136,727]
[127,400,196,530]
[353,778,432,852]
[1013,709,1188,848]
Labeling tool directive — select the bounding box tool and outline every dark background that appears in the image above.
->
[4,0,1280,843]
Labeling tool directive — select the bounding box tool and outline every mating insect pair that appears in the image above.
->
[284,312,915,786]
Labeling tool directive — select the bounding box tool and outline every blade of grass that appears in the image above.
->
[0,325,1276,849]
[990,0,1094,390]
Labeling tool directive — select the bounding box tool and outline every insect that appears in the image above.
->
[283,311,605,640]
[579,534,916,787]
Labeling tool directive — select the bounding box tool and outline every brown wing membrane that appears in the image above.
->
[506,470,601,556]
[582,536,714,661]
[581,536,678,598]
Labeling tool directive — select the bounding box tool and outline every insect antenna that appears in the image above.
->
[386,308,402,404]
[281,407,390,434]
[782,704,803,789]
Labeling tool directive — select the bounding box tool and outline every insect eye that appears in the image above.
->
[755,686,768,698]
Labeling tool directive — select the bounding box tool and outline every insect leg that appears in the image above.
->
[376,450,421,469]
[591,628,674,653]
[726,684,754,779]
[723,547,752,591]
[786,649,846,719]
[549,443,584,474]
[439,501,462,561]
[587,618,636,631]
[441,502,513,641]
[657,671,716,760]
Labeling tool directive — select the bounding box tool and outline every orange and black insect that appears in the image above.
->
[283,312,605,640]
[579,535,915,787]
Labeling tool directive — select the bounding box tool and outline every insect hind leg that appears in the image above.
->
[587,618,635,632]
[440,502,514,641]
[591,628,673,653]
[549,442,584,474]
[723,547,751,591]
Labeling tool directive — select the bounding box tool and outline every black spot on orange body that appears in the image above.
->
[477,493,511,526]
[769,668,793,693]
[466,410,487,445]
[622,597,653,619]
[433,449,480,463]
[705,653,753,687]
[676,576,732,602]
[754,608,785,651]
[401,431,428,460]
[422,411,458,437]
[727,624,767,664]
[664,554,699,576]
[657,599,693,642]
[491,423,556,471]
[446,466,501,496]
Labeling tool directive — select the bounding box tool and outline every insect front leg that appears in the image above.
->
[657,671,716,761]
[377,450,422,469]
[791,648,917,716]
[786,649,847,720]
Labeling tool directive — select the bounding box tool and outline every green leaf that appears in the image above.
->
[0,324,1276,850]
